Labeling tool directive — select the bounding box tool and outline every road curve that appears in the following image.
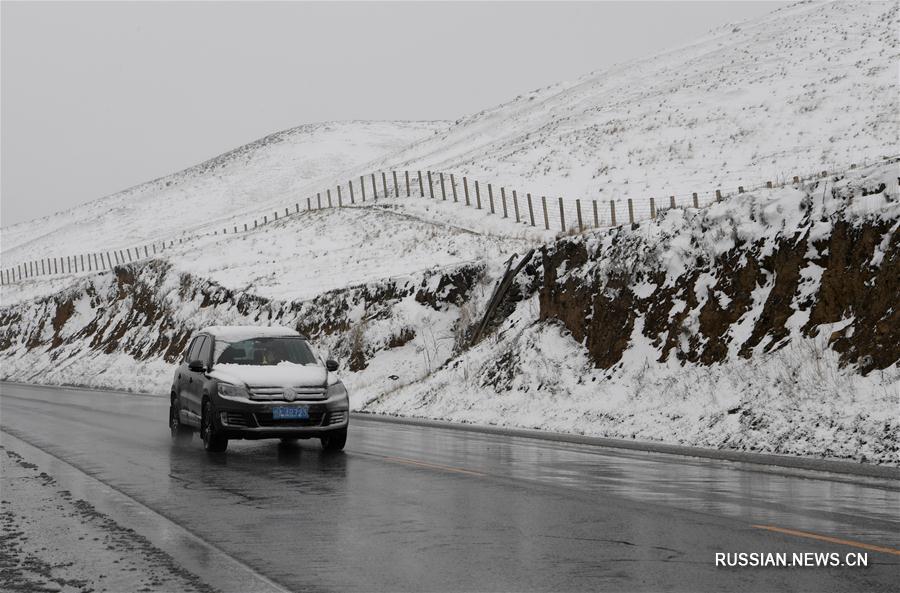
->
[1,383,898,592]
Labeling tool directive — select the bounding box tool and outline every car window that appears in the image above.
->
[187,336,205,363]
[198,336,213,367]
[216,337,318,366]
[184,337,200,362]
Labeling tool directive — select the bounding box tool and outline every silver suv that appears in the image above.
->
[169,325,349,452]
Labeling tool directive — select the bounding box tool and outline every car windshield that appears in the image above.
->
[215,337,318,366]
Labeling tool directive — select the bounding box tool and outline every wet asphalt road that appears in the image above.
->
[1,382,898,592]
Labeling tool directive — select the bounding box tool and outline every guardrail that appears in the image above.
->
[1,155,896,286]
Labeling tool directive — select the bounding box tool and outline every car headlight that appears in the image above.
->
[327,381,348,400]
[218,382,249,399]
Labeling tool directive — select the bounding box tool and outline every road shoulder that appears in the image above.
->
[0,430,288,593]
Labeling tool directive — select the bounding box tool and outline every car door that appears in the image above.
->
[183,335,208,421]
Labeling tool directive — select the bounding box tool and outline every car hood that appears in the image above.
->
[209,363,328,387]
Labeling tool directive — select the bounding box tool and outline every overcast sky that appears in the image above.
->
[1,1,786,227]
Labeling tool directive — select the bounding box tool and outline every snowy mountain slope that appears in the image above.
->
[1,120,447,264]
[4,1,896,276]
[363,161,900,464]
[363,0,898,208]
[0,198,540,306]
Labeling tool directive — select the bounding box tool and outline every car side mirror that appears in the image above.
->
[325,359,339,372]
[188,359,206,373]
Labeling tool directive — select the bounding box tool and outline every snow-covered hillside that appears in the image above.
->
[366,0,898,208]
[363,162,900,464]
[0,120,447,264]
[2,162,897,463]
[1,1,897,464]
[3,1,896,276]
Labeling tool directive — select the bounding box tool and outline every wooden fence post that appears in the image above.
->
[274,211,278,221]
[439,172,447,200]
[371,173,378,200]
[576,199,583,231]
[488,184,495,214]
[451,174,458,202]
[327,189,333,207]
[715,189,722,202]
[512,190,520,222]
[360,175,366,201]
[527,193,535,226]
[114,251,120,265]
[295,203,299,213]
[541,196,549,229]
[317,193,322,209]
[669,195,676,209]
[501,187,509,218]
[738,186,744,193]
[463,177,470,206]
[593,200,599,227]
[559,198,566,231]
[692,192,699,208]
[405,171,411,197]
[337,185,343,207]
[349,180,355,204]
[382,171,388,198]
[393,171,400,198]
[650,197,656,219]
[418,171,424,197]
[610,200,617,226]
[427,171,435,199]
[475,181,482,209]
[628,199,635,224]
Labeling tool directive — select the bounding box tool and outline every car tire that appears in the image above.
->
[320,427,347,452]
[201,398,228,453]
[170,395,193,444]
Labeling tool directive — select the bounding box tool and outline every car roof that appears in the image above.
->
[199,325,307,341]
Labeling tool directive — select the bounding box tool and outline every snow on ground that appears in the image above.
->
[164,203,538,301]
[1,120,447,265]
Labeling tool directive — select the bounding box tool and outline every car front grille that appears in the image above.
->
[326,411,347,425]
[248,385,327,401]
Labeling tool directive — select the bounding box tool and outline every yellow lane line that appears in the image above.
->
[752,524,900,556]
[380,455,487,477]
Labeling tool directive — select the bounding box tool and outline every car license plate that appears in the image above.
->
[272,406,309,420]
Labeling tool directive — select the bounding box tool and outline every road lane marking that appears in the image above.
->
[752,524,900,556]
[380,455,487,477]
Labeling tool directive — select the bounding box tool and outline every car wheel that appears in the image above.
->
[170,395,192,444]
[201,398,228,453]
[320,427,347,452]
